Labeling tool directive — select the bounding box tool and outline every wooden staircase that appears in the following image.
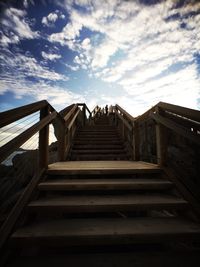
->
[5,161,200,266]
[69,114,130,160]
[1,101,200,266]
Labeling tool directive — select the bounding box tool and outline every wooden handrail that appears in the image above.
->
[0,100,47,128]
[135,105,157,123]
[68,109,81,130]
[63,104,78,122]
[0,111,57,163]
[59,104,74,118]
[115,104,135,122]
[115,111,132,131]
[0,168,45,250]
[158,102,200,122]
[151,112,200,145]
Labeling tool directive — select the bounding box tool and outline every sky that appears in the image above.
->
[0,0,200,116]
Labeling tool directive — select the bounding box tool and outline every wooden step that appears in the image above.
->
[28,194,188,213]
[10,217,200,246]
[72,145,125,150]
[74,137,121,141]
[47,161,161,175]
[71,149,127,155]
[70,155,130,160]
[6,251,200,267]
[75,132,119,136]
[73,141,124,145]
[38,178,173,191]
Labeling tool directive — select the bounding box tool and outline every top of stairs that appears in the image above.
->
[48,161,161,175]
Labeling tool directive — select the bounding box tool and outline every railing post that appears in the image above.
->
[155,107,166,166]
[58,125,67,161]
[83,104,86,126]
[133,121,140,161]
[39,105,49,169]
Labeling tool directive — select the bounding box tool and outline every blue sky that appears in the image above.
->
[0,0,200,116]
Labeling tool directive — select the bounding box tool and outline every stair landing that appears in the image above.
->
[48,161,160,174]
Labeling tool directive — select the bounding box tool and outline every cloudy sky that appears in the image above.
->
[0,0,200,116]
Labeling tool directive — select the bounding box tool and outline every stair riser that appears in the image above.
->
[27,203,188,214]
[38,184,173,191]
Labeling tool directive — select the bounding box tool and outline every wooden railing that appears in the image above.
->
[56,103,92,160]
[0,100,57,168]
[0,101,93,249]
[113,102,200,163]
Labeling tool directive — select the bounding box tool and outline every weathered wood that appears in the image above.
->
[115,104,135,122]
[133,121,140,161]
[63,104,78,122]
[48,161,161,175]
[67,109,81,130]
[164,167,200,214]
[151,112,200,145]
[59,104,74,118]
[39,106,49,169]
[10,217,200,246]
[28,194,188,213]
[158,102,200,122]
[135,105,156,123]
[0,169,45,249]
[155,107,167,166]
[0,100,47,128]
[164,111,200,131]
[38,178,173,191]
[115,112,132,131]
[0,111,57,163]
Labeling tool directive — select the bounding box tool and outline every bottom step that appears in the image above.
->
[10,217,200,246]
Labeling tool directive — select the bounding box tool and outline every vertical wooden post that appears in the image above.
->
[83,104,86,126]
[133,121,140,161]
[58,124,66,161]
[39,105,49,169]
[155,107,166,166]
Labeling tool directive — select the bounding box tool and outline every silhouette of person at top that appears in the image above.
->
[105,105,108,115]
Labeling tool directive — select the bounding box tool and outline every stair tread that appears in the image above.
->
[48,161,161,175]
[39,178,172,188]
[28,194,188,210]
[11,217,200,242]
[71,149,127,154]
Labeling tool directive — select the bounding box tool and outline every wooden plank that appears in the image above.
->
[63,104,78,122]
[48,161,161,175]
[67,109,81,130]
[115,112,132,131]
[38,178,173,191]
[0,169,45,249]
[0,111,57,163]
[115,105,135,122]
[59,104,74,118]
[10,217,200,246]
[28,194,188,213]
[6,251,200,267]
[0,100,47,128]
[133,121,140,161]
[164,167,200,214]
[39,106,49,169]
[151,113,200,145]
[158,102,200,122]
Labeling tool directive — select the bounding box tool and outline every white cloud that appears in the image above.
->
[41,51,61,61]
[0,50,68,81]
[42,12,58,26]
[49,20,82,44]
[42,10,66,27]
[66,63,79,71]
[53,0,200,112]
[0,78,85,112]
[0,7,39,46]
